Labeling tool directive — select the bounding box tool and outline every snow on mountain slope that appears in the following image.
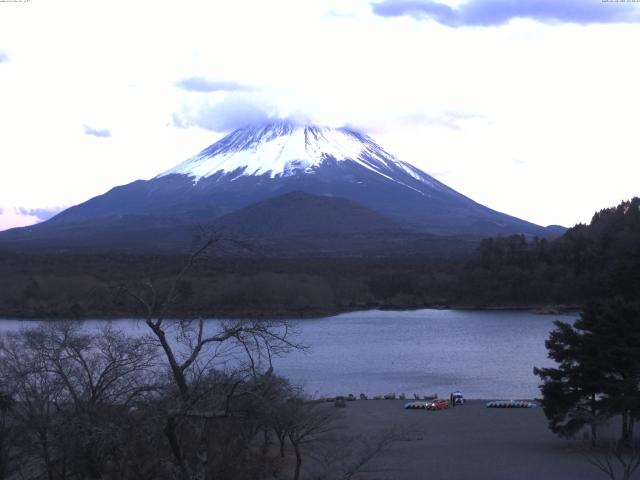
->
[159,120,444,192]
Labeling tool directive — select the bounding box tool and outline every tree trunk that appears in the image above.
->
[293,445,302,480]
[590,394,598,447]
[164,416,190,480]
[261,428,270,455]
[193,419,209,480]
[38,431,55,480]
[0,440,6,480]
[622,410,630,446]
[279,436,286,458]
[146,321,189,401]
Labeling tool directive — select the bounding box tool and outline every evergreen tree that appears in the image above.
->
[534,318,608,445]
[579,301,640,445]
[535,300,640,445]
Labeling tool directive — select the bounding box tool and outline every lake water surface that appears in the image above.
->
[0,309,577,399]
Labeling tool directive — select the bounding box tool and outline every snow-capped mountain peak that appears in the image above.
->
[0,120,554,251]
[159,120,436,188]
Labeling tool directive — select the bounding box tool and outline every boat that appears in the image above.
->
[486,400,537,408]
[404,401,429,409]
[426,399,449,410]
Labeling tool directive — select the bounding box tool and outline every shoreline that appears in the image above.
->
[315,397,541,403]
[0,303,581,322]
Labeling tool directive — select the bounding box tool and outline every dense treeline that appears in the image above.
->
[0,197,638,319]
[461,197,640,306]
[0,254,462,318]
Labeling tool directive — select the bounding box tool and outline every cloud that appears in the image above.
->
[371,0,640,26]
[17,206,64,222]
[0,51,8,63]
[82,124,111,138]
[0,207,40,231]
[346,110,486,134]
[401,111,486,130]
[172,96,275,132]
[175,76,255,93]
[0,206,65,231]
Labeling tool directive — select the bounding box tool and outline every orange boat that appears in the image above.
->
[426,399,449,410]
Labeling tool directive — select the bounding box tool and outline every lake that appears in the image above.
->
[0,309,577,399]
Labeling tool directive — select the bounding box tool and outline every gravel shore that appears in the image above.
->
[332,399,605,480]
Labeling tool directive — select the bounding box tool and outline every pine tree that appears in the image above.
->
[535,301,640,445]
[534,318,608,445]
[579,301,640,445]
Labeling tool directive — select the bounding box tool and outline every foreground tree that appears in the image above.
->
[0,330,65,480]
[583,436,640,480]
[285,399,335,480]
[581,420,640,480]
[534,317,608,445]
[119,240,303,480]
[580,301,640,446]
[535,300,640,446]
[0,322,160,480]
[0,390,20,480]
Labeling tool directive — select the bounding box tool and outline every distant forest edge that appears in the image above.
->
[0,197,638,319]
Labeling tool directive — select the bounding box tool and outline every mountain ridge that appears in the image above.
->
[0,120,564,253]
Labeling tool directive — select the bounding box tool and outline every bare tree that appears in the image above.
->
[582,424,640,480]
[119,240,303,480]
[0,389,20,480]
[0,322,160,480]
[312,428,401,480]
[1,328,67,480]
[23,322,159,411]
[285,400,336,480]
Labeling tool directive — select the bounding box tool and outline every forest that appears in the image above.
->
[0,197,638,319]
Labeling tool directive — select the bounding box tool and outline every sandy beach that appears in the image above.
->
[323,399,606,480]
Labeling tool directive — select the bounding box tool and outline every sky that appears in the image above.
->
[0,0,639,231]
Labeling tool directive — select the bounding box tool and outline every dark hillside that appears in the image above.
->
[0,198,636,319]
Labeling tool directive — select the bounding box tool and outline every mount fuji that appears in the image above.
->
[0,120,563,253]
